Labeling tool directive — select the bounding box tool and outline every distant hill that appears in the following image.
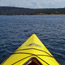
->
[0,6,65,15]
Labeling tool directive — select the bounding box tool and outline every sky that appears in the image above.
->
[0,0,65,8]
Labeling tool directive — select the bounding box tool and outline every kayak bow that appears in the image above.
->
[1,34,60,65]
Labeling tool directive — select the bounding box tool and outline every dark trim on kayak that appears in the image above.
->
[16,48,52,56]
[23,57,42,65]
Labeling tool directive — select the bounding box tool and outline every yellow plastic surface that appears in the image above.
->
[1,34,60,65]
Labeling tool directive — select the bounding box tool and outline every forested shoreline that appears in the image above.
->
[0,6,65,15]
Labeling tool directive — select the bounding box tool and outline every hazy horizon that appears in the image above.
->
[0,0,65,8]
[0,6,65,9]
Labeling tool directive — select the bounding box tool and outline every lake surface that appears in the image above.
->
[0,15,65,65]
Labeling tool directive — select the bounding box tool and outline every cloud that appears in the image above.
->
[0,0,65,8]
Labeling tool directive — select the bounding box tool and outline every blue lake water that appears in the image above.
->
[0,15,65,65]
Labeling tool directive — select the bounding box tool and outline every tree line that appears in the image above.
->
[0,6,65,15]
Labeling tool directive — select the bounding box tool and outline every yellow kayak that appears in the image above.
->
[1,34,60,65]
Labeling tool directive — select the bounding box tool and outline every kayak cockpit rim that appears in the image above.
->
[24,57,42,65]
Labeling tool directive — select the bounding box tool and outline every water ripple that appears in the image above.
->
[0,15,65,65]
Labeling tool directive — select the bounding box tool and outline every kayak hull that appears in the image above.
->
[1,34,60,65]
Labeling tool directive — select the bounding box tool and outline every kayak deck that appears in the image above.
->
[1,34,60,65]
